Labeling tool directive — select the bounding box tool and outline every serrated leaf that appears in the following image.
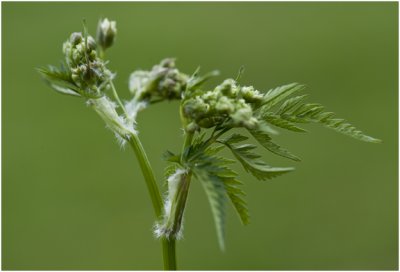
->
[222,134,249,145]
[220,141,294,180]
[163,150,180,163]
[319,117,381,143]
[257,121,280,135]
[194,168,227,251]
[48,83,81,97]
[249,129,300,161]
[262,113,307,132]
[223,177,249,225]
[277,94,308,115]
[262,83,305,110]
[164,163,178,186]
[277,101,381,143]
[37,64,71,82]
[38,66,81,97]
[188,139,250,245]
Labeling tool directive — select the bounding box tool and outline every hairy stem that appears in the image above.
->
[128,133,177,270]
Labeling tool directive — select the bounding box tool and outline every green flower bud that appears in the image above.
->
[215,96,235,113]
[97,18,117,51]
[240,86,263,102]
[69,32,83,45]
[86,36,97,51]
[129,59,188,102]
[185,122,199,133]
[230,103,258,129]
[214,79,238,97]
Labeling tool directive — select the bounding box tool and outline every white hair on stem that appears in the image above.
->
[87,96,137,147]
[153,167,188,240]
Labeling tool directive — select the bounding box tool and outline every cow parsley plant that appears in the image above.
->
[38,18,380,270]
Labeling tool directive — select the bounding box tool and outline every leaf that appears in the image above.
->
[259,83,381,143]
[37,66,81,97]
[37,64,71,82]
[220,139,294,180]
[277,101,381,143]
[163,150,180,163]
[223,177,249,225]
[200,155,250,226]
[249,129,301,161]
[188,141,249,244]
[262,113,307,132]
[318,116,381,143]
[194,168,227,251]
[261,83,305,110]
[222,133,249,145]
[48,83,81,97]
[187,68,220,90]
[277,94,308,115]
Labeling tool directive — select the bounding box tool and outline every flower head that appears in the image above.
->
[62,31,114,97]
[129,59,189,103]
[181,79,263,132]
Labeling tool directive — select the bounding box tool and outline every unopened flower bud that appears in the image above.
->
[97,18,117,51]
[70,32,83,45]
[86,36,97,51]
[215,96,234,113]
[128,59,188,102]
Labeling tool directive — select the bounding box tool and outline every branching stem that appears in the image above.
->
[128,133,177,270]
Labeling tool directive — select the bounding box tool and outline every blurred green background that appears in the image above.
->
[2,2,398,270]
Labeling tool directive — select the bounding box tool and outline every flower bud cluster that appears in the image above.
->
[129,59,188,102]
[63,32,113,96]
[182,79,264,132]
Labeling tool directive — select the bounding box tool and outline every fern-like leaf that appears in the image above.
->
[259,84,381,143]
[187,137,250,246]
[261,83,305,109]
[262,113,307,132]
[220,137,294,180]
[193,167,227,251]
[223,176,249,225]
[249,129,301,161]
[277,102,380,143]
[37,65,81,97]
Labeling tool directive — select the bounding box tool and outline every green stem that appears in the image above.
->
[128,133,177,270]
[128,134,163,217]
[109,80,129,117]
[162,238,176,270]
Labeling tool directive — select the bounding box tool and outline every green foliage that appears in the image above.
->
[183,135,250,250]
[37,65,82,97]
[40,17,381,261]
[248,129,301,161]
[194,168,227,251]
[178,73,384,247]
[261,83,305,110]
[258,84,381,143]
[220,134,294,181]
[262,113,307,132]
